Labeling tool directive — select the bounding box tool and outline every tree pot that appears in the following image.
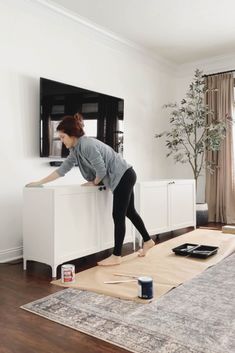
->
[196,203,208,226]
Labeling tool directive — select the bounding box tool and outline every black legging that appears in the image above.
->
[112,167,151,256]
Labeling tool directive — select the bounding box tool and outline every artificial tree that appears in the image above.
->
[156,69,226,191]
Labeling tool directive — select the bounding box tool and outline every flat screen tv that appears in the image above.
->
[40,78,124,158]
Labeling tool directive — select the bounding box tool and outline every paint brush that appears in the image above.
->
[104,279,137,284]
[112,273,139,279]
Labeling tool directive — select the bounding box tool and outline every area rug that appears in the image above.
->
[51,229,235,302]
[21,252,235,353]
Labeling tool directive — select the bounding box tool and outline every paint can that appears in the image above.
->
[138,276,153,299]
[61,264,75,283]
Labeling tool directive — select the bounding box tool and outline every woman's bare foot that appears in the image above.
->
[97,254,122,266]
[138,239,155,257]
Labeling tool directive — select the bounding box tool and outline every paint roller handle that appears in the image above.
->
[104,279,137,284]
[112,273,140,279]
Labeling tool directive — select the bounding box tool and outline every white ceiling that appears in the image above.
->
[45,0,235,64]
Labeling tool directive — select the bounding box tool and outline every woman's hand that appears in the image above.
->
[81,181,95,186]
[25,181,43,187]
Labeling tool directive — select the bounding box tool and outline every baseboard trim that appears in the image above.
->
[0,246,23,263]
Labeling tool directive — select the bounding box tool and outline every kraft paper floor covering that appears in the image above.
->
[51,229,235,302]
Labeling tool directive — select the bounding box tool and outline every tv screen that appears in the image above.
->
[40,78,124,158]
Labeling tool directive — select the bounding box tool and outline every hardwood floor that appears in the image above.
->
[0,224,221,353]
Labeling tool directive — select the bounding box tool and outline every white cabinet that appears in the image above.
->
[23,185,134,277]
[135,179,196,241]
[169,180,196,229]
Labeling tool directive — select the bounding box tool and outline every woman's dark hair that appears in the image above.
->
[56,113,85,137]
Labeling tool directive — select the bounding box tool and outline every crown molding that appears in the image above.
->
[176,52,235,78]
[33,0,177,73]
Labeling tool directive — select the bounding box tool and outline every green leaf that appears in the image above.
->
[155,68,227,183]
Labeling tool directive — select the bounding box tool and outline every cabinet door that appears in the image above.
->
[23,188,54,265]
[54,189,99,262]
[169,180,196,229]
[136,181,169,235]
[96,189,114,250]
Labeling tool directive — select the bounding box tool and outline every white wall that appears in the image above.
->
[0,0,176,261]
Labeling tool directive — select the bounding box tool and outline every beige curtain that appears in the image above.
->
[205,73,235,223]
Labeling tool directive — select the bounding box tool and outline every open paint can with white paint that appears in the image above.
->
[61,264,75,283]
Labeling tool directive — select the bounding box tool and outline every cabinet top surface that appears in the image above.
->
[24,184,101,194]
[138,179,195,184]
[24,179,195,192]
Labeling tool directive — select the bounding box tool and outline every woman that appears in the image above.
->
[27,114,155,266]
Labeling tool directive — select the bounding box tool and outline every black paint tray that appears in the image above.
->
[172,243,218,258]
[189,245,219,258]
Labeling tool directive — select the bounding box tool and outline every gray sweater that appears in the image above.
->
[56,136,131,192]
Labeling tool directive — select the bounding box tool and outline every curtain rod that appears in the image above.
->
[203,69,235,77]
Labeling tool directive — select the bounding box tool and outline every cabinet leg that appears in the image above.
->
[23,259,27,271]
[52,265,58,279]
[131,225,136,251]
[138,235,143,248]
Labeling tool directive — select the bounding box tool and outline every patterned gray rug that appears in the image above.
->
[21,253,235,353]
